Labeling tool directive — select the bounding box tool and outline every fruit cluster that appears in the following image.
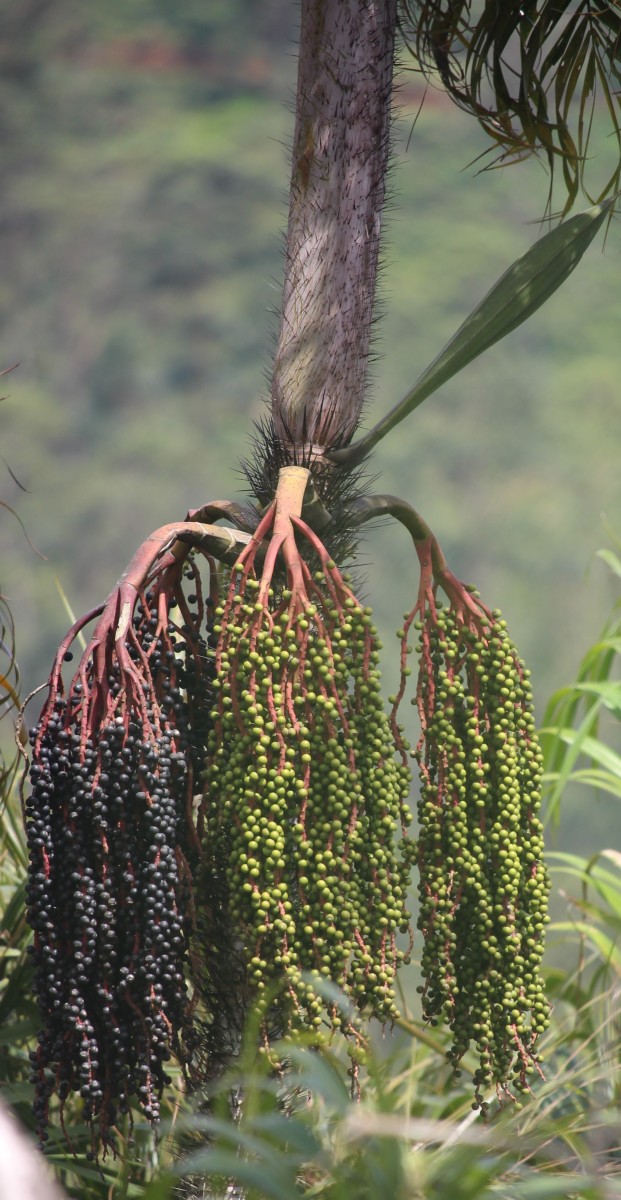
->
[199,524,414,1047]
[24,466,552,1148]
[25,555,212,1153]
[396,588,550,1106]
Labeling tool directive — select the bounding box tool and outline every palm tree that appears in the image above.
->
[22,0,621,1161]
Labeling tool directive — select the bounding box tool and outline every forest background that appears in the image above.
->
[1,0,620,872]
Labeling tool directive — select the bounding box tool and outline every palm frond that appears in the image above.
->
[399,1,621,212]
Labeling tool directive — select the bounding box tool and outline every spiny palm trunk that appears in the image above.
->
[271,0,398,460]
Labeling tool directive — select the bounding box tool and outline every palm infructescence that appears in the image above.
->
[19,0,621,1161]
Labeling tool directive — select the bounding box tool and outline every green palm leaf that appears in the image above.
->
[331,200,612,465]
[400,1,621,212]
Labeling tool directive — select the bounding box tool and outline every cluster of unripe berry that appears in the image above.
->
[200,561,415,1045]
[398,600,549,1105]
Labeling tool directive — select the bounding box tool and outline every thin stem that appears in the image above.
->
[346,493,449,576]
[350,492,494,621]
[186,499,258,531]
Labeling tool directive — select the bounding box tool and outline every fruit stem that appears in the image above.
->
[347,493,494,622]
[36,517,251,752]
[258,467,311,606]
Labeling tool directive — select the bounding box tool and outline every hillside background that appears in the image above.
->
[1,0,620,865]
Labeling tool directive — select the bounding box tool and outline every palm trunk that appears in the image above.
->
[271,0,398,461]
